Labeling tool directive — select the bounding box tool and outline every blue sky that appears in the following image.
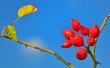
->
[0,0,110,68]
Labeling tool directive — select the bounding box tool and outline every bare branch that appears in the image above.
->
[0,34,74,68]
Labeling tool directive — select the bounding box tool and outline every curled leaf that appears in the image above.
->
[18,4,38,17]
[6,24,17,41]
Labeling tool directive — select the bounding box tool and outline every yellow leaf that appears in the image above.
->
[6,25,17,41]
[18,4,38,17]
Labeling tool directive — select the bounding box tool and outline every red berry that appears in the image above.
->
[72,19,81,31]
[63,29,75,39]
[89,25,100,38]
[87,37,96,46]
[80,25,90,36]
[70,34,84,47]
[75,48,87,60]
[62,40,72,48]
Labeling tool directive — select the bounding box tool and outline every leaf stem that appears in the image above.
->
[1,26,6,36]
[10,17,21,25]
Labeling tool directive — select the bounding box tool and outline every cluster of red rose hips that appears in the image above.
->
[62,19,100,60]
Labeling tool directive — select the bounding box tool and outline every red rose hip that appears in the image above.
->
[70,34,84,47]
[63,29,75,39]
[87,37,96,46]
[80,25,90,36]
[62,40,72,48]
[72,19,81,32]
[75,48,88,60]
[89,25,100,38]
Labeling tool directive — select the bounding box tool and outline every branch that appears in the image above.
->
[90,14,110,68]
[0,34,74,68]
[85,46,97,68]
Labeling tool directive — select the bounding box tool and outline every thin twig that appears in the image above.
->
[92,14,110,54]
[90,14,110,68]
[0,34,74,68]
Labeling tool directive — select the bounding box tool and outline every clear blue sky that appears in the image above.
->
[0,0,110,68]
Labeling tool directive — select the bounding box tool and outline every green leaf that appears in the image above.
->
[6,24,17,41]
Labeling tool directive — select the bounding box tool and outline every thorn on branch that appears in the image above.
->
[96,60,101,65]
[106,14,110,17]
[25,45,28,48]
